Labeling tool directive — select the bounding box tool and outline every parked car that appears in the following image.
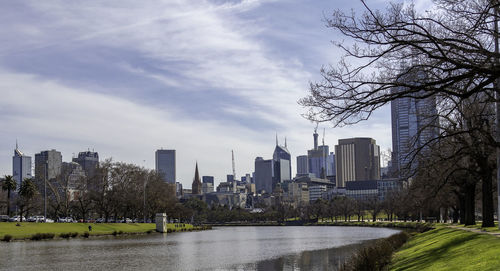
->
[45,218,54,223]
[0,215,10,222]
[96,218,105,223]
[8,215,25,222]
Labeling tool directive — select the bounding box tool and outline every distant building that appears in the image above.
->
[226,174,234,183]
[309,185,327,203]
[192,162,202,195]
[202,182,214,194]
[304,129,335,178]
[12,142,32,188]
[35,149,62,181]
[61,162,86,201]
[345,180,378,201]
[391,69,438,177]
[287,182,309,207]
[296,155,308,176]
[273,137,291,189]
[254,157,273,194]
[202,176,214,184]
[72,151,99,179]
[335,138,380,187]
[155,149,176,183]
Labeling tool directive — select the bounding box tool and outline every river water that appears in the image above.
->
[0,226,398,270]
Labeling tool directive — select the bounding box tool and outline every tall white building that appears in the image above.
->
[12,142,32,187]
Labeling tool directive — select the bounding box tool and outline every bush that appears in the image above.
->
[31,233,55,241]
[341,232,410,271]
[2,235,13,242]
[71,232,79,238]
[112,231,118,236]
[83,232,90,238]
[59,233,70,239]
[146,230,153,234]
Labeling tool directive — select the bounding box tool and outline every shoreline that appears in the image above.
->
[0,222,211,242]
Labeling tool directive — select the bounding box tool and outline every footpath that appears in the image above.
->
[447,225,500,237]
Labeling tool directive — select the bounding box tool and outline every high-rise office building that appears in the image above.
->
[335,138,380,187]
[12,142,32,188]
[155,149,176,183]
[391,71,438,177]
[202,176,214,184]
[35,149,62,181]
[296,155,308,176]
[254,157,273,194]
[306,129,335,178]
[273,137,291,189]
[72,151,99,179]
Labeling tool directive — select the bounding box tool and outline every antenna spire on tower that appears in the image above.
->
[275,132,278,146]
[15,139,18,150]
[285,137,287,148]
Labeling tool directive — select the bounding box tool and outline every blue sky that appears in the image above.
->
[0,0,431,187]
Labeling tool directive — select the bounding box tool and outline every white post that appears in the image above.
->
[156,213,167,233]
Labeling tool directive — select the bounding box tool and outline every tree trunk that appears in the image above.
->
[6,189,11,217]
[464,183,476,226]
[481,174,495,227]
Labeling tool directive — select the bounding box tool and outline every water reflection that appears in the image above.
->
[0,226,398,271]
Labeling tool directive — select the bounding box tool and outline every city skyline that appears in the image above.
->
[0,0,433,188]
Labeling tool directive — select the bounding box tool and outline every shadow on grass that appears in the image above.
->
[393,229,479,271]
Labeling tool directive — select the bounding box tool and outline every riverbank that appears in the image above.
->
[390,227,500,270]
[0,222,210,241]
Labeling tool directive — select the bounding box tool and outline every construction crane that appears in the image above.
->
[232,150,237,193]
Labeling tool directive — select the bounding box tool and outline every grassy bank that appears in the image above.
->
[391,227,500,271]
[0,222,204,241]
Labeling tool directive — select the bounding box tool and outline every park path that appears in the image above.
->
[447,225,500,238]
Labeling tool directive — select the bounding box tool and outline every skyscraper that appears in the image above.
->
[12,142,32,188]
[192,162,202,195]
[273,137,291,189]
[35,149,62,181]
[296,155,308,176]
[155,149,175,183]
[254,157,273,194]
[335,138,380,187]
[391,70,438,177]
[72,151,99,179]
[306,129,335,178]
[202,176,214,184]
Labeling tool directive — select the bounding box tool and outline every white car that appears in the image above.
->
[45,218,54,223]
[8,215,25,222]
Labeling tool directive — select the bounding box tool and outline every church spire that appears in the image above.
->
[192,162,202,195]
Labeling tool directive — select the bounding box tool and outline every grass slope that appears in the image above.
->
[0,222,194,240]
[391,227,500,271]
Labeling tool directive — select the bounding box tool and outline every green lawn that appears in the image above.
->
[391,227,500,271]
[0,222,194,240]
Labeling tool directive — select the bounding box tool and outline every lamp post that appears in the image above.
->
[44,160,47,223]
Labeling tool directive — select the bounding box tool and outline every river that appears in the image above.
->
[0,226,399,270]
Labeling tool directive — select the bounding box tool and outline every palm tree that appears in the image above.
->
[2,175,17,217]
[18,178,36,222]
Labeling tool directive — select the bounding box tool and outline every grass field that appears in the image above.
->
[0,222,195,240]
[390,227,500,271]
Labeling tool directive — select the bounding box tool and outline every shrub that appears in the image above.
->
[83,232,90,238]
[2,235,13,242]
[31,233,55,241]
[341,232,410,271]
[146,230,153,234]
[71,232,78,238]
[59,233,70,239]
[112,231,118,236]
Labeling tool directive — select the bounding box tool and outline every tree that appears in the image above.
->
[2,175,17,217]
[300,0,500,226]
[17,178,37,221]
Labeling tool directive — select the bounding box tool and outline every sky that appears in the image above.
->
[0,0,432,188]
